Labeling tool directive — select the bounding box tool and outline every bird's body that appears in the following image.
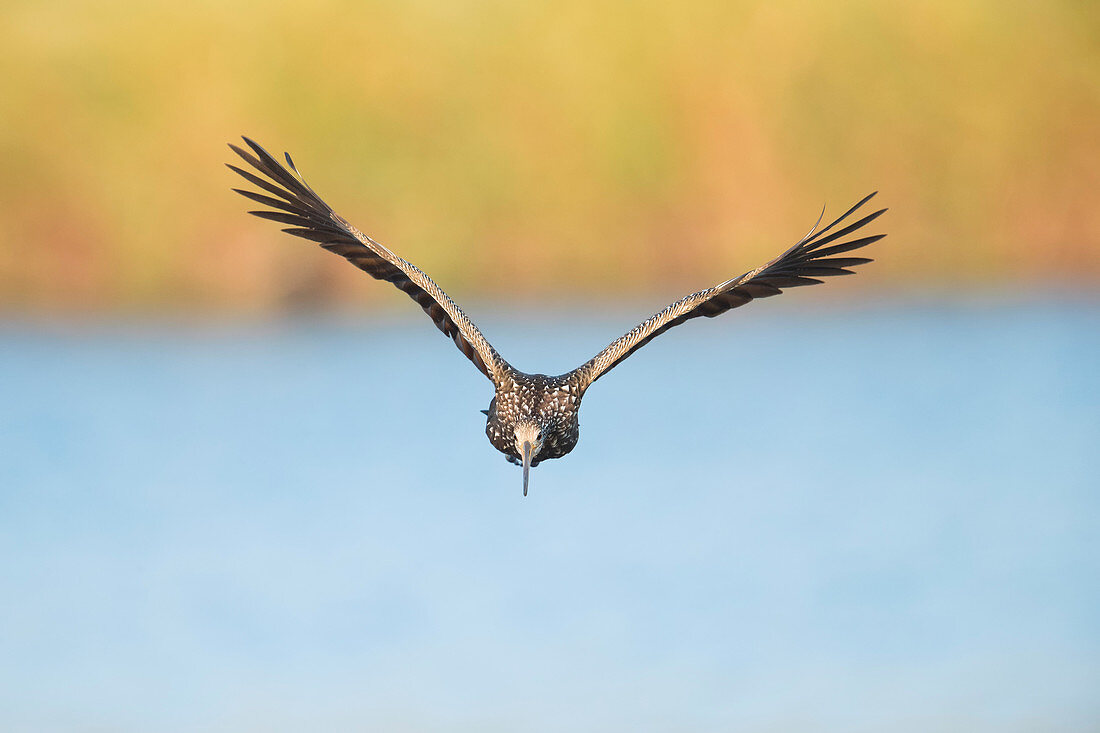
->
[228,137,887,495]
[486,371,583,467]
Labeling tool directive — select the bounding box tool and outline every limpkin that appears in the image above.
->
[228,137,886,496]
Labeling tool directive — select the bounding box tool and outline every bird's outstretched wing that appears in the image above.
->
[228,137,510,383]
[574,193,886,389]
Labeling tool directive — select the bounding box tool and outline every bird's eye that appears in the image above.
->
[536,430,543,441]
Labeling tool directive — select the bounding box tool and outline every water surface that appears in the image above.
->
[1,299,1097,732]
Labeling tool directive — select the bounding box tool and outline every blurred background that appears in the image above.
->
[1,0,1098,731]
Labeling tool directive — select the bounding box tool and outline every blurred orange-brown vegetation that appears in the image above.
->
[1,0,1098,313]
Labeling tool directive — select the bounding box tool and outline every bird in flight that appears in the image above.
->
[228,137,886,496]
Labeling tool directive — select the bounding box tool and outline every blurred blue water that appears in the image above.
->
[1,299,1098,732]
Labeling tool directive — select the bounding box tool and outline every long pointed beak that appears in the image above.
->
[522,440,532,497]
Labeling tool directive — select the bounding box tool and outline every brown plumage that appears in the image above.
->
[228,136,887,496]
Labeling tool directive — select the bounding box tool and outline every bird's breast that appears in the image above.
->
[483,376,583,462]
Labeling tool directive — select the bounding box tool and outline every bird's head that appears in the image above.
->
[513,421,544,497]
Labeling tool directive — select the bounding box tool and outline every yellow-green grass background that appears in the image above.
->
[2,0,1098,312]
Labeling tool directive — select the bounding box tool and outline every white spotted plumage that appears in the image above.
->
[230,136,886,495]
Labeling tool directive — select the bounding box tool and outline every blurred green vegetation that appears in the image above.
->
[1,0,1097,311]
